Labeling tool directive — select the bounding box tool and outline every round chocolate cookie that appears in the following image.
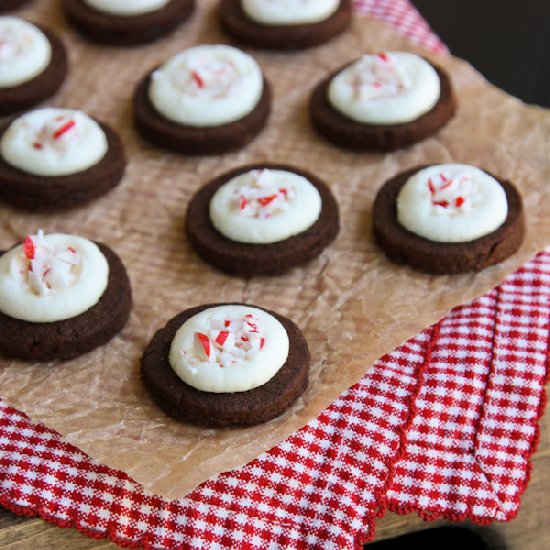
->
[133,71,271,155]
[0,119,126,211]
[141,303,310,427]
[0,25,67,117]
[0,0,34,11]
[62,0,195,46]
[219,0,352,51]
[0,243,132,361]
[185,164,340,276]
[372,165,525,274]
[309,60,456,152]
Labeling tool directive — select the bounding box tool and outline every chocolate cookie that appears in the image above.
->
[309,61,456,152]
[0,0,33,11]
[141,303,310,427]
[0,25,67,117]
[0,243,132,361]
[372,165,525,274]
[0,119,126,211]
[185,164,340,276]
[219,0,352,50]
[63,0,195,46]
[133,71,271,155]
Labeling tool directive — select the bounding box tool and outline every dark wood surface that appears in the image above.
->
[1,2,549,549]
[411,0,550,107]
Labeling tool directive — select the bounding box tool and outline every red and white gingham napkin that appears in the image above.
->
[1,2,548,549]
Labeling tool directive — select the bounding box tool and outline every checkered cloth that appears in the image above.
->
[1,249,548,548]
[1,2,547,549]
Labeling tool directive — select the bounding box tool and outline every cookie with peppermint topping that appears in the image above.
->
[219,0,352,51]
[133,44,271,155]
[185,164,340,276]
[62,0,195,46]
[0,108,126,210]
[372,164,525,274]
[0,230,132,361]
[141,303,309,427]
[309,51,456,152]
[0,17,67,116]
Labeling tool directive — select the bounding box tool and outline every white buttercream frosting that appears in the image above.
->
[149,44,264,127]
[84,0,169,16]
[209,168,322,244]
[242,0,339,25]
[396,164,508,243]
[0,109,108,177]
[0,17,52,88]
[169,305,289,393]
[328,51,441,124]
[0,230,109,323]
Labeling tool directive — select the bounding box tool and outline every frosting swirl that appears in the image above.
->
[242,0,340,25]
[328,52,441,124]
[0,109,108,177]
[0,231,109,322]
[169,305,289,393]
[209,168,322,243]
[396,164,509,243]
[149,45,264,127]
[0,17,52,88]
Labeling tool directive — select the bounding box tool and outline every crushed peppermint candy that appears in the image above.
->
[180,312,266,371]
[10,230,81,296]
[233,169,296,219]
[427,171,476,212]
[349,52,412,100]
[167,54,240,99]
[28,113,78,152]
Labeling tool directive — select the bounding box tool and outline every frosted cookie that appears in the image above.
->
[133,44,271,155]
[0,230,132,361]
[0,108,126,210]
[0,17,67,116]
[220,0,352,50]
[141,303,310,427]
[62,0,195,45]
[186,164,340,275]
[310,52,456,152]
[372,164,525,274]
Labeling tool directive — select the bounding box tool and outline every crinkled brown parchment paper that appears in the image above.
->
[1,0,549,500]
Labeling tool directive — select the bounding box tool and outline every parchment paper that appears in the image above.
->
[1,0,550,500]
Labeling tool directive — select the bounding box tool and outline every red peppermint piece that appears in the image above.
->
[23,237,35,260]
[195,332,211,358]
[433,200,449,208]
[33,142,43,150]
[378,52,390,63]
[224,320,231,328]
[215,331,229,347]
[279,188,288,198]
[241,335,249,342]
[260,337,265,350]
[67,247,77,254]
[428,178,436,194]
[455,196,465,207]
[240,197,248,210]
[192,71,204,88]
[53,120,76,139]
[258,195,277,207]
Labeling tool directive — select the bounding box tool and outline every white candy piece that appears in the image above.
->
[397,164,508,243]
[149,44,264,127]
[0,231,109,323]
[0,109,108,177]
[328,52,441,124]
[0,17,52,88]
[84,0,168,16]
[169,305,289,393]
[209,168,322,244]
[242,0,339,25]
